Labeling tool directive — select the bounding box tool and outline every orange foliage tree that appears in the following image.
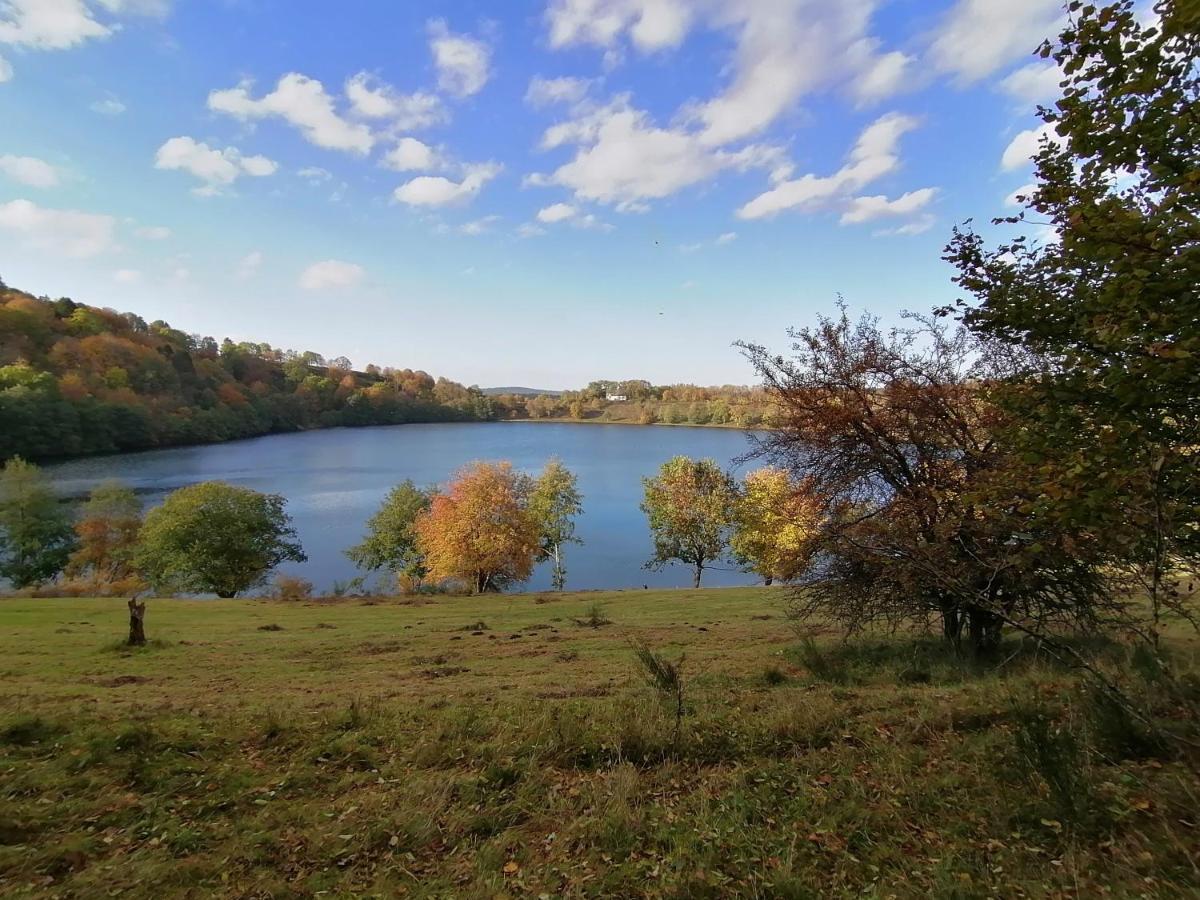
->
[414,461,540,593]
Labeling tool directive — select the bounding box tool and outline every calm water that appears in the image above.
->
[45,423,763,592]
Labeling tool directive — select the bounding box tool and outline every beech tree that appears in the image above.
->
[136,482,305,597]
[641,456,737,588]
[528,459,583,591]
[0,457,75,588]
[66,479,143,591]
[414,462,540,593]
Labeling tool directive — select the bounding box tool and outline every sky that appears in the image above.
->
[0,0,1069,389]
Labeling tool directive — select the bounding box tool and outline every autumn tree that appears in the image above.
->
[528,459,583,590]
[945,0,1200,647]
[346,480,433,591]
[65,479,143,592]
[739,310,1109,655]
[0,457,75,588]
[730,467,820,585]
[641,456,737,588]
[414,462,540,593]
[136,482,306,597]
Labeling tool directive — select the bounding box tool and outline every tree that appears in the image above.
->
[136,482,305,597]
[944,0,1200,648]
[0,457,75,588]
[65,479,143,590]
[731,467,820,585]
[414,462,539,593]
[641,456,736,588]
[739,309,1110,655]
[528,459,583,590]
[346,480,432,591]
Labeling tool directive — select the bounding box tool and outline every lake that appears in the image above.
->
[45,422,764,593]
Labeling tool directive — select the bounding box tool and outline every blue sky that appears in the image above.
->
[0,0,1066,388]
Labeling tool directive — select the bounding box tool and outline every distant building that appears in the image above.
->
[606,393,628,402]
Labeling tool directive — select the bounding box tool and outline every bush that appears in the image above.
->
[1011,705,1092,827]
[272,574,314,602]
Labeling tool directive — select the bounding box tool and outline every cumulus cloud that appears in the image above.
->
[460,215,500,235]
[0,198,116,257]
[382,137,441,172]
[716,231,737,245]
[428,20,490,98]
[0,54,10,81]
[525,75,594,107]
[208,73,374,154]
[546,0,692,52]
[0,0,110,49]
[344,72,446,130]
[392,161,501,208]
[1004,182,1037,207]
[999,62,1062,104]
[90,96,125,115]
[1000,122,1058,170]
[236,250,263,279]
[297,166,331,184]
[0,155,60,188]
[154,136,277,193]
[533,94,787,208]
[113,268,142,284]
[840,187,937,224]
[536,202,577,223]
[930,0,1063,83]
[737,112,919,220]
[852,48,914,105]
[298,259,364,291]
[133,225,170,240]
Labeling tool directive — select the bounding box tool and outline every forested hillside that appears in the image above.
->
[0,280,492,461]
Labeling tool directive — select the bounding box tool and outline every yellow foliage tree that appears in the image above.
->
[731,467,820,585]
[414,462,540,593]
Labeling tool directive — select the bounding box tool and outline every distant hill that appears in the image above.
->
[481,386,562,397]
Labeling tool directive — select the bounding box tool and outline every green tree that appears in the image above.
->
[641,456,736,588]
[136,482,305,597]
[66,479,143,587]
[0,457,75,587]
[528,459,583,591]
[345,480,433,591]
[945,0,1200,646]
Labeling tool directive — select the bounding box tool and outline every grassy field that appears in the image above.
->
[1,588,1198,898]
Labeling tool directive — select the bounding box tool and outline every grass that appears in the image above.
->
[1,587,1198,898]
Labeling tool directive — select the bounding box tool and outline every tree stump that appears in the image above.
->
[127,597,146,646]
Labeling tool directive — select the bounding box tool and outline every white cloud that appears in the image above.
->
[299,259,363,291]
[460,215,500,235]
[536,202,577,223]
[852,48,914,105]
[546,0,692,52]
[154,136,277,192]
[1005,182,1037,207]
[382,137,441,172]
[930,0,1063,82]
[133,225,170,240]
[392,161,501,208]
[0,198,116,257]
[999,62,1062,105]
[345,72,446,130]
[0,0,109,49]
[297,166,331,184]
[1000,122,1057,171]
[90,96,125,115]
[876,214,935,236]
[737,112,918,220]
[236,250,263,279]
[0,154,60,188]
[428,20,490,98]
[0,54,10,82]
[840,187,937,224]
[715,231,737,245]
[94,0,170,15]
[517,222,546,238]
[113,268,142,284]
[209,73,374,154]
[535,95,787,208]
[525,75,593,107]
[678,241,702,253]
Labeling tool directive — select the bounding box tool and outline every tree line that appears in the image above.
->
[0,453,814,599]
[0,285,494,462]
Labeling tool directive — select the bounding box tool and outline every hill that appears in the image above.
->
[0,282,492,462]
[480,386,562,397]
[1,588,1196,897]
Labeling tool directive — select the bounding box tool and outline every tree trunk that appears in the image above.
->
[127,597,146,646]
[967,607,1002,657]
[764,575,774,587]
[942,607,961,645]
[692,561,703,589]
[217,591,235,599]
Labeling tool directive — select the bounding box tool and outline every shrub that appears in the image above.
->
[272,574,314,602]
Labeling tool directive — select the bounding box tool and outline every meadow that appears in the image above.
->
[1,588,1198,898]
